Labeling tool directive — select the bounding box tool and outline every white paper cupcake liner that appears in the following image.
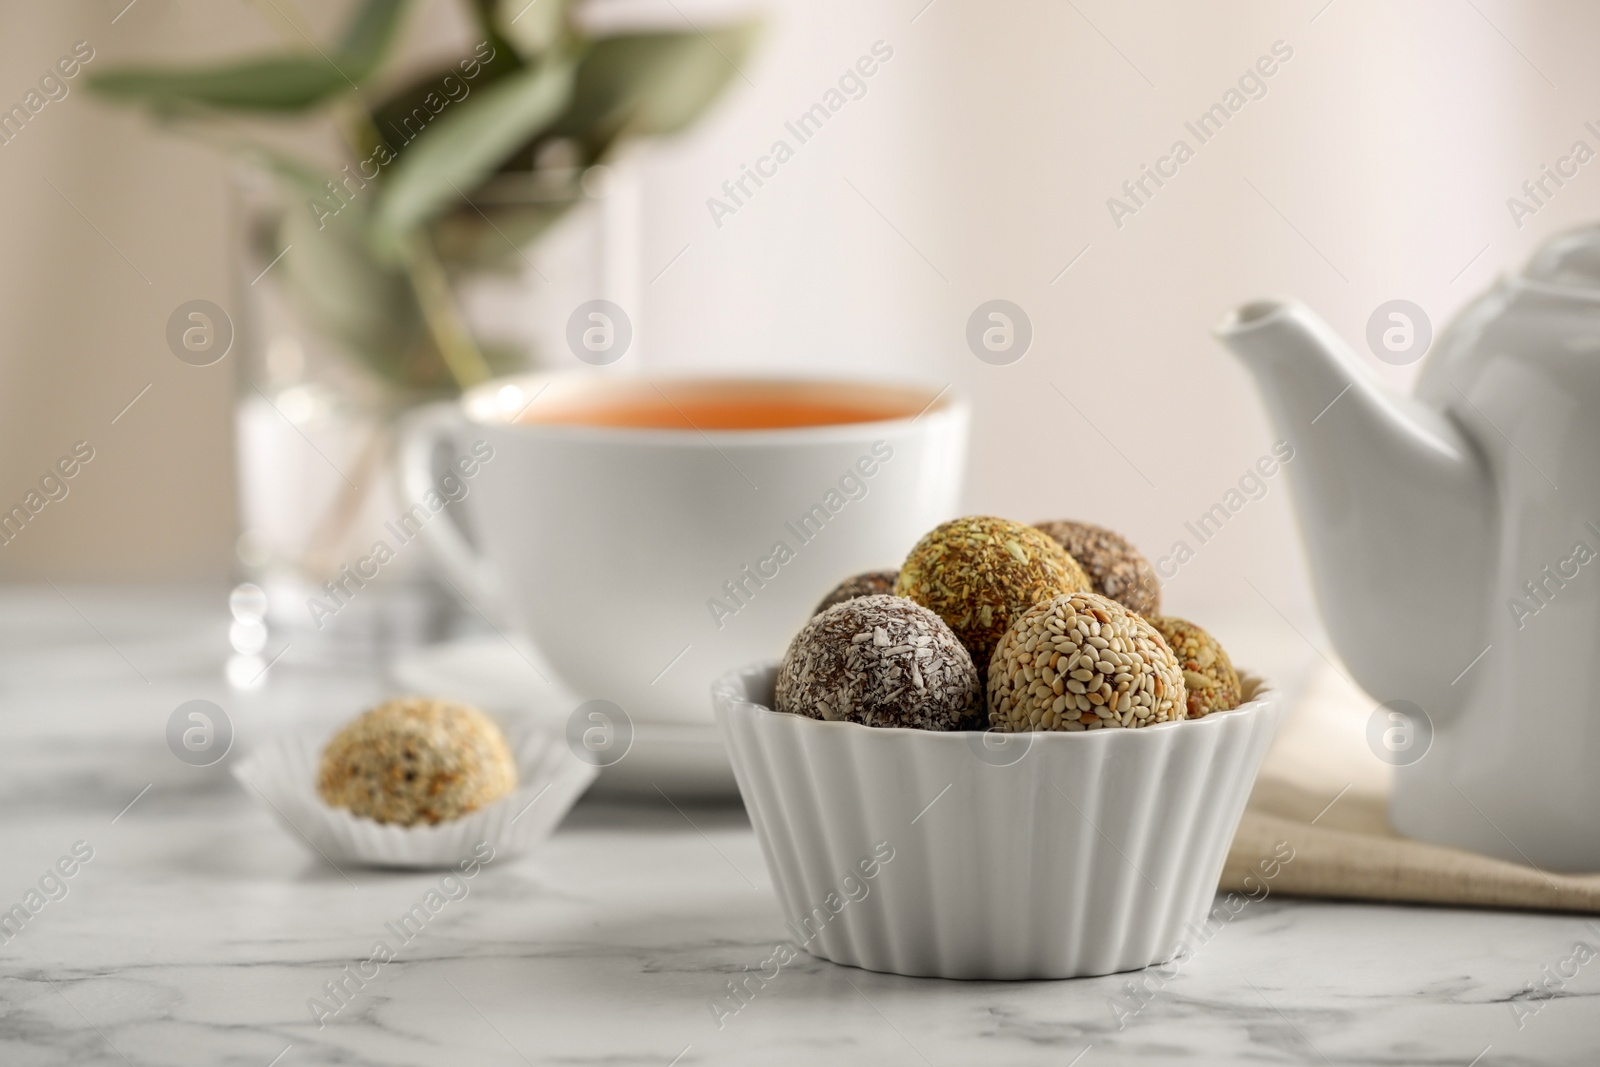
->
[232,720,596,870]
[714,663,1282,980]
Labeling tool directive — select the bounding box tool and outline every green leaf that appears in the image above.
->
[253,152,334,205]
[339,0,413,78]
[373,58,574,241]
[279,203,426,383]
[548,23,760,151]
[496,0,567,60]
[157,120,335,201]
[467,0,526,75]
[87,2,408,115]
[87,56,357,113]
[368,49,500,158]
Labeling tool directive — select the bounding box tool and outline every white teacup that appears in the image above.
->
[398,373,968,725]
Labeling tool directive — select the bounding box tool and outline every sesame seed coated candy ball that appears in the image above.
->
[812,570,900,615]
[317,697,517,825]
[1149,615,1243,718]
[776,595,981,730]
[895,516,1091,672]
[1033,519,1161,617]
[988,592,1186,731]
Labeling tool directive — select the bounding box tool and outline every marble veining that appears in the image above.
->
[0,589,1596,1065]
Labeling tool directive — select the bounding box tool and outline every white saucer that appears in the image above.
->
[388,635,738,799]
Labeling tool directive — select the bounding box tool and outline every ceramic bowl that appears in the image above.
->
[712,664,1281,980]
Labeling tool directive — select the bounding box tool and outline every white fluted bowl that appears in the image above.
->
[713,664,1281,980]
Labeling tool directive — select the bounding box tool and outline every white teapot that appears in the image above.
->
[1215,226,1600,871]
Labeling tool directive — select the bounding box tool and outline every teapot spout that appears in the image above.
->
[1214,299,1493,720]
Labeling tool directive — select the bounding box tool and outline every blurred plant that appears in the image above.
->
[90,0,758,397]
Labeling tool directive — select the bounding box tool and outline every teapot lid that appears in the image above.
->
[1521,224,1600,293]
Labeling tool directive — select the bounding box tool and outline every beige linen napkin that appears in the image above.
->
[1218,664,1600,912]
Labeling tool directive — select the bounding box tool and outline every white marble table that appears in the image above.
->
[1,587,1596,1066]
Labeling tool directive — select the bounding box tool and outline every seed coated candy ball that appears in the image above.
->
[1033,519,1161,617]
[812,570,900,615]
[1149,615,1243,718]
[896,516,1090,672]
[988,592,1186,731]
[317,697,517,825]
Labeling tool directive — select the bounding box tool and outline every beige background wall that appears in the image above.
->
[2,1,1597,634]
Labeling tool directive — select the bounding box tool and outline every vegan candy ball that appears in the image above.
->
[988,592,1186,731]
[1150,615,1243,718]
[1034,519,1161,617]
[776,595,981,730]
[812,570,899,615]
[896,516,1090,671]
[317,697,517,825]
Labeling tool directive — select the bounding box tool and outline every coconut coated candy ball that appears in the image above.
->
[988,592,1186,731]
[776,595,981,730]
[1150,615,1243,718]
[812,570,899,615]
[317,697,518,825]
[1034,518,1161,617]
[895,516,1090,672]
